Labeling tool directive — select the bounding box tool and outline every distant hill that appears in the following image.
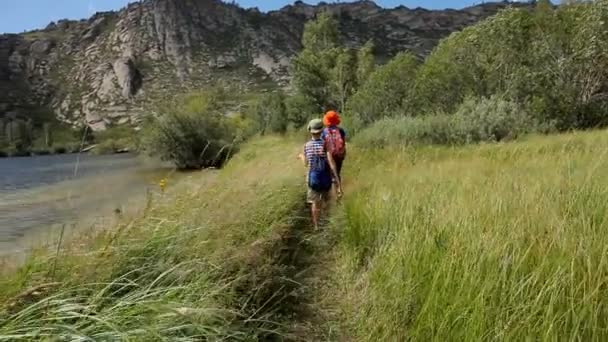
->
[0,0,529,131]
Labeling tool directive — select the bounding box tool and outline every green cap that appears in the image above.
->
[308,118,324,134]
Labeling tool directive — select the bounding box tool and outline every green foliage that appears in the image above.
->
[330,48,357,112]
[180,87,229,115]
[413,1,608,130]
[92,126,136,143]
[356,40,375,86]
[291,13,371,114]
[285,93,318,129]
[0,116,83,156]
[291,48,335,112]
[89,126,137,154]
[355,114,455,148]
[244,92,288,135]
[301,12,340,53]
[453,96,537,143]
[356,97,534,147]
[291,13,342,112]
[346,53,419,132]
[141,89,238,169]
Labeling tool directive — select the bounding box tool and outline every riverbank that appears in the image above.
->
[0,152,176,265]
[0,126,137,158]
[0,144,133,158]
[0,136,309,340]
[3,131,608,340]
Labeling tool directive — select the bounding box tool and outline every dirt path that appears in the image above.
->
[239,201,342,341]
[275,203,343,341]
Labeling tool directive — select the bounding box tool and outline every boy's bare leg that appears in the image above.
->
[311,200,320,230]
[333,180,339,200]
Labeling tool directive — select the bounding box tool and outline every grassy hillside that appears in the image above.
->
[3,130,608,340]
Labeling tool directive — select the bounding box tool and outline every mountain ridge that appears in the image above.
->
[0,0,529,131]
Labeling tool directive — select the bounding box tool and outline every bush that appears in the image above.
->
[356,97,535,148]
[142,111,236,169]
[140,87,248,169]
[454,96,536,143]
[355,114,455,148]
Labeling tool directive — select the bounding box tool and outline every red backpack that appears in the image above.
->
[324,127,346,160]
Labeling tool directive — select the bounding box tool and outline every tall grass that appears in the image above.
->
[0,136,306,340]
[331,130,608,340]
[6,128,608,340]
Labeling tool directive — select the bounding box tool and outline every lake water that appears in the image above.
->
[0,153,174,257]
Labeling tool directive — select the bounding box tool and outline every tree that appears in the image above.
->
[331,48,356,112]
[285,94,318,129]
[291,49,333,112]
[356,40,375,86]
[347,52,420,131]
[301,12,340,53]
[291,12,359,114]
[410,0,608,130]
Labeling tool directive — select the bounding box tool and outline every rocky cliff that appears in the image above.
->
[0,0,527,131]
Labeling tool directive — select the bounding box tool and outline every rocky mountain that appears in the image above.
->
[0,0,529,131]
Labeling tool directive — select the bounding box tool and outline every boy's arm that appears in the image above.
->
[327,152,343,195]
[298,146,308,167]
[298,153,306,166]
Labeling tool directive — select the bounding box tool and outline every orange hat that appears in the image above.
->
[323,110,341,126]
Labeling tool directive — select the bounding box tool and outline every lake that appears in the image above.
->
[0,153,174,257]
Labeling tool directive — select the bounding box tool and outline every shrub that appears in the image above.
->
[453,96,536,143]
[355,114,455,148]
[140,87,248,169]
[356,97,535,148]
[141,111,236,169]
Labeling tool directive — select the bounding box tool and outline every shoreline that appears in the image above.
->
[0,158,179,270]
[0,146,133,158]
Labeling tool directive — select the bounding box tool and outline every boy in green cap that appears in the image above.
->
[299,118,343,229]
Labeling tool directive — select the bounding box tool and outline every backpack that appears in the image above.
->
[307,143,333,192]
[324,127,346,160]
[309,166,333,192]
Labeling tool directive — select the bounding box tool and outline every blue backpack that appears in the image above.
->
[308,154,333,192]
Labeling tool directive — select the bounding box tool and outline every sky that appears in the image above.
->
[0,0,525,34]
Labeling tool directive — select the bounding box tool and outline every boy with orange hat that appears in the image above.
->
[322,110,346,197]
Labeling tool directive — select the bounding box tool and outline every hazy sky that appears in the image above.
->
[0,0,528,34]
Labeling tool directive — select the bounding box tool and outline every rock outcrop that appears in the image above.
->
[0,0,529,131]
